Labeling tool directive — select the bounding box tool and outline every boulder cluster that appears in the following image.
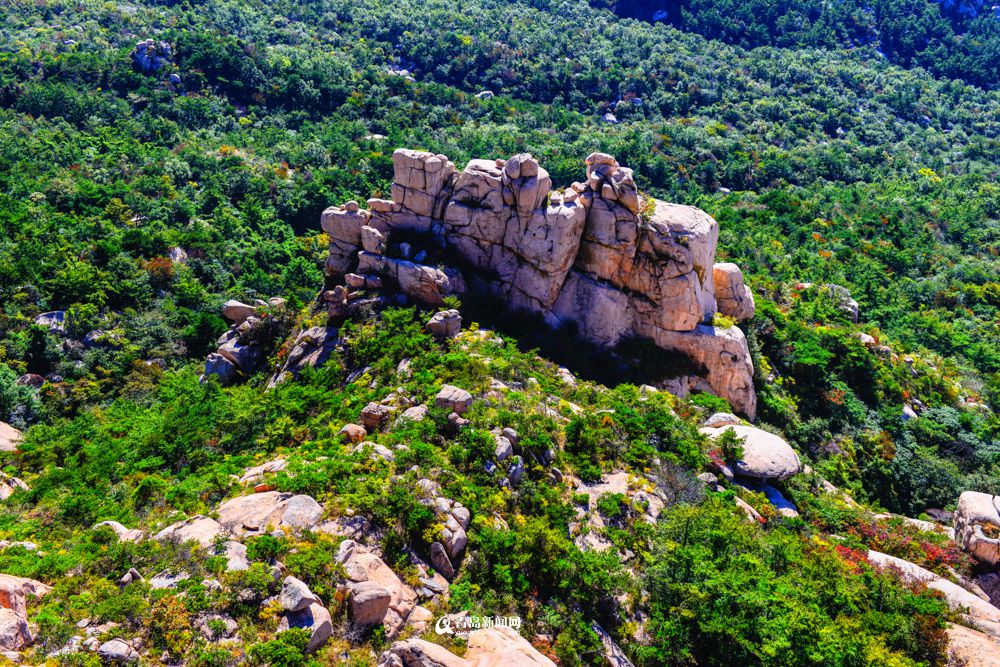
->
[321,149,758,418]
[202,298,286,386]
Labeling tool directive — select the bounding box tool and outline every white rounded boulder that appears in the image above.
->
[700,424,801,481]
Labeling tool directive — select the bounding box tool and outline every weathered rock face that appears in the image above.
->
[955,491,1000,565]
[947,623,1000,667]
[321,149,757,418]
[713,263,755,321]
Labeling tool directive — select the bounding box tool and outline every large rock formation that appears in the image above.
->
[321,149,757,418]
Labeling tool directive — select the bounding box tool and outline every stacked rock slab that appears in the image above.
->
[321,148,757,418]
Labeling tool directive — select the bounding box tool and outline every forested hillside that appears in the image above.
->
[0,0,999,665]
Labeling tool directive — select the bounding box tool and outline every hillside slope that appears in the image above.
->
[0,0,999,665]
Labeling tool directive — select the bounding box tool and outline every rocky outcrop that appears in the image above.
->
[336,540,417,638]
[947,623,1000,666]
[203,298,287,386]
[320,149,757,418]
[268,326,338,387]
[866,550,1000,634]
[955,491,1000,565]
[131,39,172,74]
[0,575,50,651]
[700,424,801,481]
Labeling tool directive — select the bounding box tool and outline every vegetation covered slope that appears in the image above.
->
[0,0,997,664]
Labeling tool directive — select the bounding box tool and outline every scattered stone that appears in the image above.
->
[494,436,513,461]
[202,353,240,386]
[280,576,322,613]
[507,456,525,485]
[194,613,238,641]
[703,412,741,429]
[118,568,143,586]
[92,521,143,542]
[149,571,190,589]
[33,311,66,333]
[336,540,417,637]
[447,412,470,433]
[361,402,392,430]
[399,405,429,422]
[435,385,473,414]
[0,473,29,500]
[278,602,332,653]
[339,423,368,444]
[97,638,137,663]
[239,458,288,485]
[427,310,462,338]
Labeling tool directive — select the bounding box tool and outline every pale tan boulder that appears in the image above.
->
[700,424,800,481]
[278,601,332,653]
[154,515,226,548]
[0,423,22,452]
[221,300,256,325]
[377,626,554,667]
[435,385,473,415]
[93,521,143,542]
[954,491,1000,565]
[466,626,556,666]
[215,492,323,537]
[238,458,288,485]
[377,638,470,667]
